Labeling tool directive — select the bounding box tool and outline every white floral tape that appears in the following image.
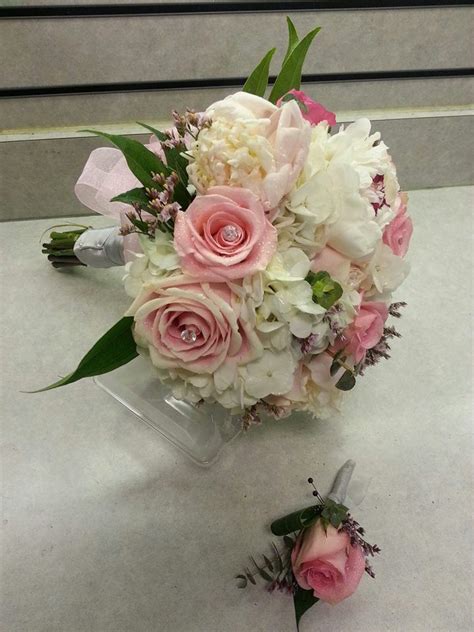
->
[73,226,125,268]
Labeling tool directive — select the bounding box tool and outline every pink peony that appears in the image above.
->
[278,90,336,126]
[128,276,261,374]
[173,186,277,281]
[383,193,413,257]
[342,301,388,363]
[291,520,365,605]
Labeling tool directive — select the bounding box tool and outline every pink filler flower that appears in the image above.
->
[278,89,336,126]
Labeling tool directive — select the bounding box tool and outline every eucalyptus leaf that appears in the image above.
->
[283,17,299,64]
[82,130,170,189]
[28,317,138,392]
[293,587,319,630]
[235,574,247,589]
[269,26,321,103]
[271,505,322,536]
[242,47,276,97]
[335,370,356,391]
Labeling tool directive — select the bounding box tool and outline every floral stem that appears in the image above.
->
[325,350,355,375]
[327,460,356,504]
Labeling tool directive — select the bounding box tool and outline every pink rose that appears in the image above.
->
[173,186,277,281]
[128,276,261,373]
[342,301,388,363]
[383,193,413,257]
[291,520,365,605]
[278,90,336,126]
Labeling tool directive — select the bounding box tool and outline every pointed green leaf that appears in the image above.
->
[250,557,273,583]
[293,587,319,630]
[245,569,256,585]
[136,121,191,206]
[283,535,295,549]
[28,317,138,392]
[111,187,151,207]
[283,17,299,64]
[269,26,321,104]
[82,130,170,189]
[136,121,167,142]
[243,47,276,97]
[263,555,274,573]
[271,542,284,573]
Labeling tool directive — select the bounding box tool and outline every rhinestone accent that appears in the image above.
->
[221,224,241,242]
[180,328,198,344]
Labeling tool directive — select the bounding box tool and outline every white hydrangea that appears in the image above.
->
[123,232,180,298]
[284,118,400,262]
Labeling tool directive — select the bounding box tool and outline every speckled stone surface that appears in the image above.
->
[0,187,472,632]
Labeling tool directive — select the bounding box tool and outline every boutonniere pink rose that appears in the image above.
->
[236,461,380,630]
[291,520,365,604]
[173,186,277,281]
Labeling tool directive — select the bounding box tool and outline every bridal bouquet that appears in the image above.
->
[38,19,412,426]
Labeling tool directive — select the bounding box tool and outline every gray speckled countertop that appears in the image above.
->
[1,187,472,632]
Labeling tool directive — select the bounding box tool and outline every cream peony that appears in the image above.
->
[187,92,311,211]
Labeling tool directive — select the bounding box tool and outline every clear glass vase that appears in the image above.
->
[94,357,242,466]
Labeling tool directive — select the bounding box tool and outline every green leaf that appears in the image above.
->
[271,542,284,573]
[136,121,191,207]
[335,370,356,391]
[269,26,321,104]
[271,505,322,536]
[235,574,247,589]
[28,317,138,392]
[321,500,349,528]
[283,535,295,549]
[111,187,151,207]
[306,270,343,310]
[263,555,274,573]
[82,130,170,189]
[283,17,299,64]
[245,569,256,585]
[242,48,276,97]
[293,586,319,630]
[250,557,273,583]
[136,121,167,142]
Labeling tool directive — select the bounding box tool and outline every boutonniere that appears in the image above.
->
[236,460,380,630]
